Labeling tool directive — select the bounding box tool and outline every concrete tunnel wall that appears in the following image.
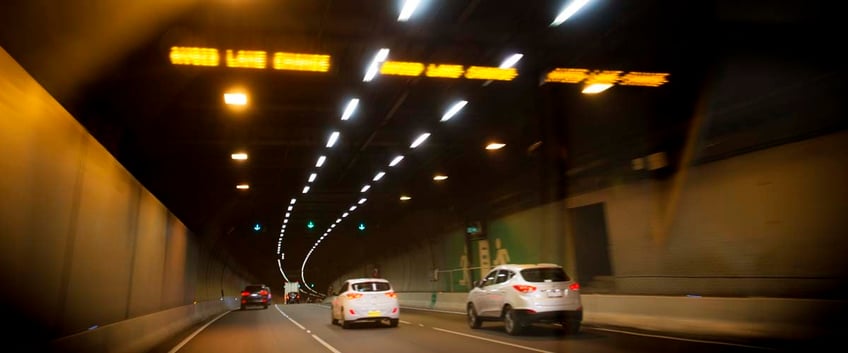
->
[0,48,250,352]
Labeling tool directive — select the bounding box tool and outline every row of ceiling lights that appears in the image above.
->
[271,0,594,289]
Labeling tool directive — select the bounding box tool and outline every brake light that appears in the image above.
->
[513,285,536,293]
[260,290,269,296]
[569,283,580,291]
[240,291,249,297]
[384,292,397,298]
[346,293,363,300]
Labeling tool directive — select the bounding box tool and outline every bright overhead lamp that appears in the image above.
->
[342,212,349,218]
[231,152,248,160]
[486,142,506,150]
[372,171,386,181]
[410,133,431,148]
[285,212,291,218]
[551,0,592,26]
[224,92,248,106]
[236,184,250,190]
[433,174,448,181]
[326,131,340,148]
[349,205,357,211]
[499,53,523,69]
[308,173,317,183]
[398,0,420,21]
[316,155,327,167]
[389,155,404,167]
[358,198,368,205]
[440,100,468,122]
[287,205,293,211]
[582,83,613,94]
[364,48,390,82]
[341,98,359,120]
[400,195,412,201]
[360,185,371,192]
[302,186,310,194]
[290,198,297,205]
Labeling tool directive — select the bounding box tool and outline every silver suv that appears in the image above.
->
[466,263,582,335]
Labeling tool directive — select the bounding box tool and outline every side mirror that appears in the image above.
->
[472,280,481,288]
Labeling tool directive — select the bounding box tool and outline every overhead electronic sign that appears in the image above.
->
[169,46,331,72]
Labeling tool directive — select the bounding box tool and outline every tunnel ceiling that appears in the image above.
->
[0,0,839,286]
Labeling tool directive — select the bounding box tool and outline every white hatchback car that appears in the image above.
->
[466,263,582,335]
[331,278,400,328]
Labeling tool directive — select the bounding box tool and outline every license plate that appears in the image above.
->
[367,310,381,317]
[546,290,563,297]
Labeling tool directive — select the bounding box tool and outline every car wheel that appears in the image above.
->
[389,319,399,328]
[563,320,581,334]
[467,304,482,329]
[342,320,352,329]
[503,306,523,335]
[331,313,337,325]
[240,305,245,310]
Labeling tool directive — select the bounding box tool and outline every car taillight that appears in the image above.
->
[384,292,397,298]
[569,283,580,291]
[346,293,363,300]
[240,291,249,297]
[513,285,537,293]
[260,290,269,296]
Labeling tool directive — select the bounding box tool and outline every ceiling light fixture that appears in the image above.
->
[400,195,412,201]
[372,171,386,181]
[349,205,357,211]
[551,0,592,26]
[231,152,248,160]
[363,48,390,82]
[326,131,340,148]
[499,53,524,69]
[302,186,310,194]
[341,98,359,120]
[410,133,431,148]
[316,155,326,167]
[290,198,297,205]
[360,185,371,192]
[308,173,317,183]
[358,198,367,205]
[398,0,420,21]
[223,92,248,106]
[433,174,448,181]
[440,100,468,122]
[389,155,404,167]
[582,83,613,94]
[486,142,506,150]
[236,184,250,190]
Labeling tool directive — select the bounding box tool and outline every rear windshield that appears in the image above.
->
[245,286,265,292]
[351,282,391,292]
[520,268,569,282]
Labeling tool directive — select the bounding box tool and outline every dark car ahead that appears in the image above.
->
[286,292,300,304]
[240,284,272,310]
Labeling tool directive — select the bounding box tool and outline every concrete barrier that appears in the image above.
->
[47,297,239,353]
[399,292,848,342]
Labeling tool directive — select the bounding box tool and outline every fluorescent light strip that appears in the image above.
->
[373,171,386,181]
[552,0,592,26]
[302,186,310,194]
[398,0,420,21]
[440,100,468,122]
[360,185,371,192]
[326,131,340,148]
[341,98,359,120]
[363,49,390,82]
[308,173,317,183]
[358,198,367,205]
[410,133,430,148]
[316,155,326,167]
[499,53,523,69]
[389,155,404,167]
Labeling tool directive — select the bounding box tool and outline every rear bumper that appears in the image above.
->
[515,309,582,323]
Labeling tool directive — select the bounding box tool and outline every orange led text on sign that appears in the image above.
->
[169,46,331,72]
[545,68,669,87]
[379,61,517,81]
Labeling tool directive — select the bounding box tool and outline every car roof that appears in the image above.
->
[491,263,564,271]
[344,278,391,284]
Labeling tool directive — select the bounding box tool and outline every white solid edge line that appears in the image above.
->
[311,334,343,353]
[167,310,231,353]
[276,305,343,353]
[431,327,554,353]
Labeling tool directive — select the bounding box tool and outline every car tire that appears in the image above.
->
[240,305,245,310]
[331,314,337,325]
[563,320,581,334]
[389,319,399,328]
[503,306,523,336]
[467,304,482,329]
[342,320,352,329]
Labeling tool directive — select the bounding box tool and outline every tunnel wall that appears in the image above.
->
[0,47,248,351]
[334,129,848,299]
